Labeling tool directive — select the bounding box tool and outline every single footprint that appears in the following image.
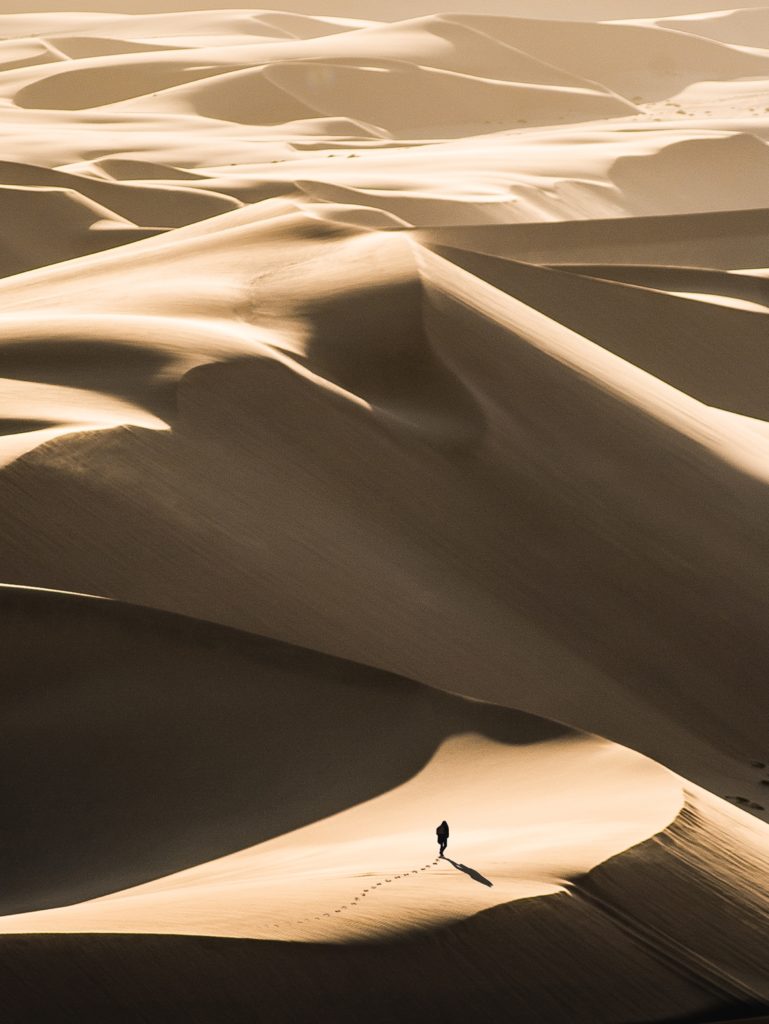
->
[751,761,766,769]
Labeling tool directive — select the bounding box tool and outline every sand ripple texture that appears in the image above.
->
[3,5,769,1023]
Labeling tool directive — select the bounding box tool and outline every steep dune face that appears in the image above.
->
[3,5,769,1022]
[428,246,769,418]
[3,218,769,791]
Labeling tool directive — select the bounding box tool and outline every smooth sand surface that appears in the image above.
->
[3,5,769,1022]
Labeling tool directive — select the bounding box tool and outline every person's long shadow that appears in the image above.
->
[442,856,493,887]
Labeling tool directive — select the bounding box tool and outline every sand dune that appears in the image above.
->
[628,7,769,47]
[2,215,769,787]
[552,262,769,306]
[0,37,65,70]
[2,585,769,1024]
[452,13,769,100]
[417,208,769,268]
[610,133,769,215]
[429,246,769,418]
[0,160,240,235]
[3,4,769,1022]
[0,183,162,278]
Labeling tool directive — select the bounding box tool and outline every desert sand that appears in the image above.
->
[2,3,769,1022]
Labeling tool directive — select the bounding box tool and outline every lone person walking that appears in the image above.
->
[436,820,449,857]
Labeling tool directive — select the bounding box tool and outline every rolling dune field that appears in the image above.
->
[3,3,769,1022]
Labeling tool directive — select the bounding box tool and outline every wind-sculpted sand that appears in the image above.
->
[3,4,769,1022]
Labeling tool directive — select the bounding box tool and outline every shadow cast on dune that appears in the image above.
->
[5,238,769,785]
[3,794,768,1023]
[277,271,487,452]
[0,585,566,916]
[415,208,769,271]
[442,856,493,887]
[0,338,176,422]
[0,881,765,1024]
[427,245,769,422]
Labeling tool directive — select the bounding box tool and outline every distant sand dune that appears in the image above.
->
[447,14,769,100]
[429,246,769,418]
[0,37,65,71]
[416,208,769,268]
[0,159,240,235]
[551,262,769,307]
[628,7,769,48]
[0,183,162,278]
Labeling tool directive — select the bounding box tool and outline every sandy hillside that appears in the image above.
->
[2,4,769,1023]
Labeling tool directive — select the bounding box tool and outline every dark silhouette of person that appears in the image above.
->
[436,820,449,856]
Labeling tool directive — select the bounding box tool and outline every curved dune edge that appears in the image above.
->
[0,585,673,923]
[0,730,682,943]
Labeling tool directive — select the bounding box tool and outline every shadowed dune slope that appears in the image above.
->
[447,15,769,100]
[129,58,635,136]
[551,263,769,308]
[639,7,769,47]
[429,245,769,419]
[0,185,164,279]
[0,160,240,234]
[0,37,65,71]
[0,887,766,1024]
[415,208,769,270]
[10,58,237,110]
[2,220,769,809]
[0,585,566,915]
